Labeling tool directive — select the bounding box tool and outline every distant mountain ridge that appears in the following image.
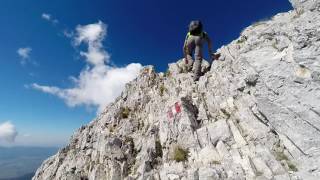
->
[0,147,58,180]
[0,173,34,180]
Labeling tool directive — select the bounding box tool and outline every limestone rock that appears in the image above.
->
[33,1,320,179]
[289,0,320,11]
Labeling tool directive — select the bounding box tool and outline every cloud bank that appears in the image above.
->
[33,21,143,112]
[0,122,18,143]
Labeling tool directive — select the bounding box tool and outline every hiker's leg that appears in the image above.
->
[193,38,203,81]
[186,54,194,71]
[185,37,195,72]
[193,58,202,81]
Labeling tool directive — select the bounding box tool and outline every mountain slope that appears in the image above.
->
[33,1,320,179]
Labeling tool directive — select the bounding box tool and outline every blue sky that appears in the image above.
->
[0,0,292,147]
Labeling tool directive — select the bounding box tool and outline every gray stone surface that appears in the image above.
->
[289,0,320,11]
[33,1,320,179]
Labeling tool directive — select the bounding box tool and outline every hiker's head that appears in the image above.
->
[189,20,203,35]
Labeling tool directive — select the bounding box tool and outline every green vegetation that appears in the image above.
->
[159,84,167,96]
[275,151,289,161]
[256,171,263,176]
[288,162,298,172]
[164,70,171,77]
[275,150,298,172]
[211,160,221,165]
[109,126,115,133]
[272,41,278,51]
[108,124,117,133]
[236,36,247,44]
[120,107,131,119]
[173,146,189,162]
[124,136,134,144]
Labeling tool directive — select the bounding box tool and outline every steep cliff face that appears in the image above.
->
[33,1,320,180]
[289,0,320,11]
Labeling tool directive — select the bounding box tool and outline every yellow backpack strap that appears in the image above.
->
[186,32,191,39]
[187,31,206,38]
[184,32,191,43]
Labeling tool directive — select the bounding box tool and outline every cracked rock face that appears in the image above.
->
[33,1,320,180]
[289,0,320,11]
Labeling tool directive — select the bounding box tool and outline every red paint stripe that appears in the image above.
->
[175,102,181,113]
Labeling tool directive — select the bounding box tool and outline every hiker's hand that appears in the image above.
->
[210,53,215,61]
[215,53,221,60]
[184,57,189,64]
[212,53,221,61]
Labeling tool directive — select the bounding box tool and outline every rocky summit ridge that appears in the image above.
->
[33,0,320,179]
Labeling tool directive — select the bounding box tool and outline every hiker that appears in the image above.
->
[183,20,218,81]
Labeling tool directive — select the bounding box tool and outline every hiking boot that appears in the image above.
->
[193,75,200,81]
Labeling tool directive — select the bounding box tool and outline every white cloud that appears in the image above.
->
[17,47,38,66]
[32,21,143,112]
[41,13,51,20]
[41,13,58,24]
[75,21,109,66]
[0,121,18,143]
[17,47,32,61]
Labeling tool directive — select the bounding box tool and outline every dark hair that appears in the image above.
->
[189,20,203,35]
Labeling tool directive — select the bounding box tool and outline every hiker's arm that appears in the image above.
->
[206,35,213,57]
[183,34,189,61]
[183,41,188,59]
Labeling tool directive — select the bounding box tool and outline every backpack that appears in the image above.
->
[189,20,203,35]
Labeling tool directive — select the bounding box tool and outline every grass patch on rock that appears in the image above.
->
[173,146,189,162]
[275,151,289,161]
[155,140,163,158]
[119,107,131,119]
[159,84,167,96]
[288,162,298,172]
[164,70,171,77]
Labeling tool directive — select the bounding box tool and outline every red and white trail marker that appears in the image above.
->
[167,102,182,120]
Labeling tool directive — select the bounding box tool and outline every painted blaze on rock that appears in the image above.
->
[167,102,182,120]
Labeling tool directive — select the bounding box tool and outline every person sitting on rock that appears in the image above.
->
[183,20,218,81]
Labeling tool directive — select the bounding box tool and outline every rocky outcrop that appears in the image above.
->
[289,0,320,11]
[33,0,320,179]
